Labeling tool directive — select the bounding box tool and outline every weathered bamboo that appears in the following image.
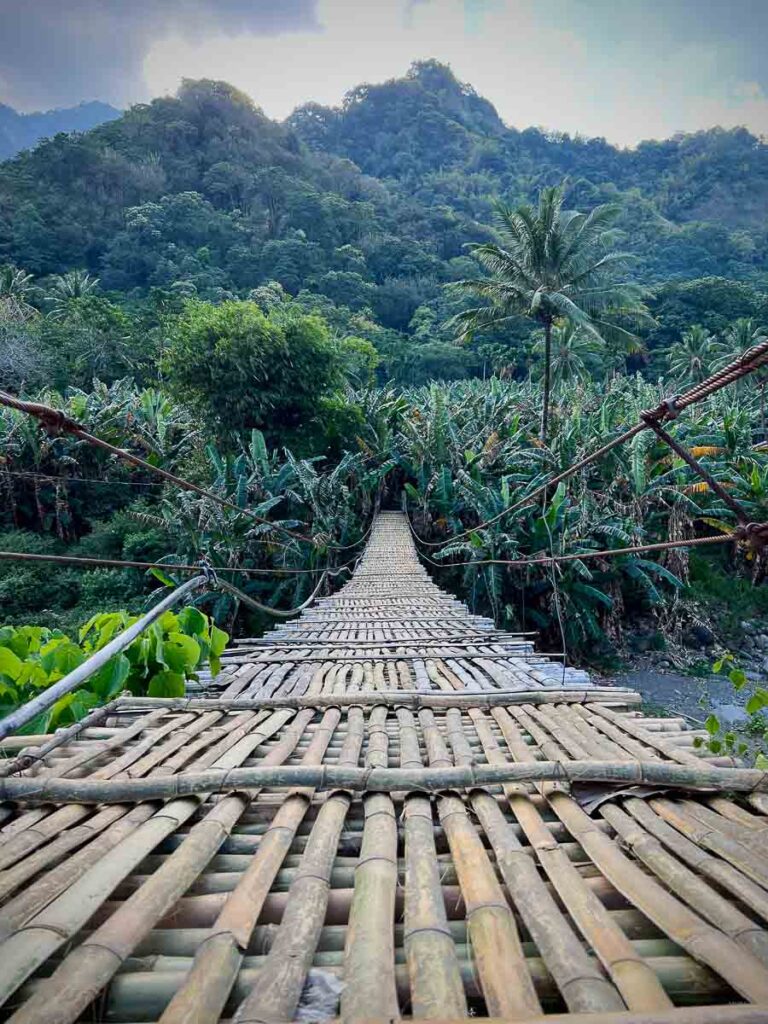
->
[422,704,540,1018]
[2,756,763,804]
[157,707,355,1024]
[341,705,400,1019]
[403,794,468,1018]
[600,802,768,964]
[231,793,352,1022]
[623,797,768,924]
[467,707,625,1013]
[107,687,642,711]
[549,793,768,1003]
[650,797,768,890]
[489,705,673,1010]
[0,709,297,1013]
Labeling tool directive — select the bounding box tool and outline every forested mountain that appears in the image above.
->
[0,100,120,161]
[2,64,767,302]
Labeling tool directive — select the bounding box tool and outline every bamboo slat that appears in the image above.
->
[0,511,765,1024]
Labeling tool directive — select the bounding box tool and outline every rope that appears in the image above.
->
[0,389,371,552]
[1,469,161,487]
[0,549,361,575]
[409,337,768,549]
[405,513,735,570]
[215,565,355,618]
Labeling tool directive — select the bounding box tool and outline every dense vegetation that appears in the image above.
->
[1,62,768,679]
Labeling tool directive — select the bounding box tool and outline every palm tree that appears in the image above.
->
[44,269,99,319]
[449,183,649,440]
[531,320,603,388]
[665,325,719,384]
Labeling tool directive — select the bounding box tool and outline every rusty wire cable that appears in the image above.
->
[0,389,371,552]
[0,548,361,576]
[403,503,737,570]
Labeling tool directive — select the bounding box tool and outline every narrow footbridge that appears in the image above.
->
[1,513,768,1023]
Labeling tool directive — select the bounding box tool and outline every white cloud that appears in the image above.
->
[141,0,768,145]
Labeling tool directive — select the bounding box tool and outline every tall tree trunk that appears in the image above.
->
[540,319,552,442]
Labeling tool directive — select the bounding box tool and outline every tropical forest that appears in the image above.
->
[2,62,768,734]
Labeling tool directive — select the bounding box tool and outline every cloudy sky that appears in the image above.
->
[1,0,766,147]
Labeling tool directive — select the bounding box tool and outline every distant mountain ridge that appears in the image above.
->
[0,101,121,160]
[0,65,766,329]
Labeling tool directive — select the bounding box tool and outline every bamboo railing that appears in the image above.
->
[0,511,766,1023]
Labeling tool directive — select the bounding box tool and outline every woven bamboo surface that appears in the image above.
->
[0,512,767,1023]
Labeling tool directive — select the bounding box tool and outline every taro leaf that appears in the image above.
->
[90,654,131,700]
[52,643,86,676]
[39,635,72,673]
[210,626,229,658]
[0,647,23,682]
[176,607,207,638]
[147,670,186,698]
[46,689,98,731]
[17,662,50,690]
[163,633,201,673]
[150,567,177,588]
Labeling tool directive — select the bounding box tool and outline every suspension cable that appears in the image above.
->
[214,565,354,618]
[0,549,361,575]
[408,338,768,549]
[404,501,737,569]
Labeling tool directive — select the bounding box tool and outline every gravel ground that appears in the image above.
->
[608,668,751,725]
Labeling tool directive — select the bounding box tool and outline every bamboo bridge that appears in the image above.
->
[0,512,767,1023]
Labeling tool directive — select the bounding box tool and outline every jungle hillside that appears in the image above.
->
[2,62,768,712]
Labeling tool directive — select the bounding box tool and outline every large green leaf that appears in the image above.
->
[163,633,201,673]
[147,670,186,699]
[209,625,229,658]
[0,647,23,682]
[90,654,131,700]
[176,607,207,638]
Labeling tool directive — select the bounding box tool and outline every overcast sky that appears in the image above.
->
[1,0,766,147]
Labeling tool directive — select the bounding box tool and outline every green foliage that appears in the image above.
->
[693,653,767,766]
[161,299,343,439]
[0,608,228,732]
[1,67,767,385]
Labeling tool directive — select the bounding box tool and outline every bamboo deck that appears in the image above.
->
[0,511,767,1023]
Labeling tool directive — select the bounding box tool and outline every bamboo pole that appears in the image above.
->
[341,705,400,1020]
[421,703,540,1018]
[489,706,673,1010]
[403,794,468,1018]
[650,798,768,891]
[623,797,768,924]
[549,793,768,1003]
[158,707,356,1024]
[600,802,768,965]
[110,687,642,712]
[466,707,625,1013]
[231,793,352,1022]
[1,757,764,804]
[0,708,296,1014]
